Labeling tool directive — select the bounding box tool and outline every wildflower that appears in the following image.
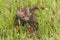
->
[16,25,20,30]
[29,27,33,32]
[51,9,55,14]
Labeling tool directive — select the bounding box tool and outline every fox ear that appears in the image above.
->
[26,8,30,13]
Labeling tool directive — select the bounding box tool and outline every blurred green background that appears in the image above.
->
[0,0,60,40]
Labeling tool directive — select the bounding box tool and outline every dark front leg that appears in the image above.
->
[14,15,19,26]
[20,19,26,26]
[14,15,20,32]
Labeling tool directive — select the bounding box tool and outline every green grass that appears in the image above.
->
[0,0,60,40]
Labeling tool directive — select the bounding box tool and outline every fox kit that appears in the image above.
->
[14,4,46,31]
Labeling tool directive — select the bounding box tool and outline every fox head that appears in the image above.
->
[17,8,32,21]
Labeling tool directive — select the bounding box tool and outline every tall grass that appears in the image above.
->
[0,0,60,40]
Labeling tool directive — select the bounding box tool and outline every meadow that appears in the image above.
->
[0,0,60,40]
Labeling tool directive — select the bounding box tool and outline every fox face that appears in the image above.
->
[17,8,32,21]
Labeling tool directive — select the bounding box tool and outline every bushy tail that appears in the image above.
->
[30,4,48,11]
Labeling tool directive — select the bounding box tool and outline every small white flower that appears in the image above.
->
[45,8,48,10]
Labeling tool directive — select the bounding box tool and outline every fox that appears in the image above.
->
[14,4,47,31]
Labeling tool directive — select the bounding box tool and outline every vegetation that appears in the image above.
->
[0,0,59,40]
